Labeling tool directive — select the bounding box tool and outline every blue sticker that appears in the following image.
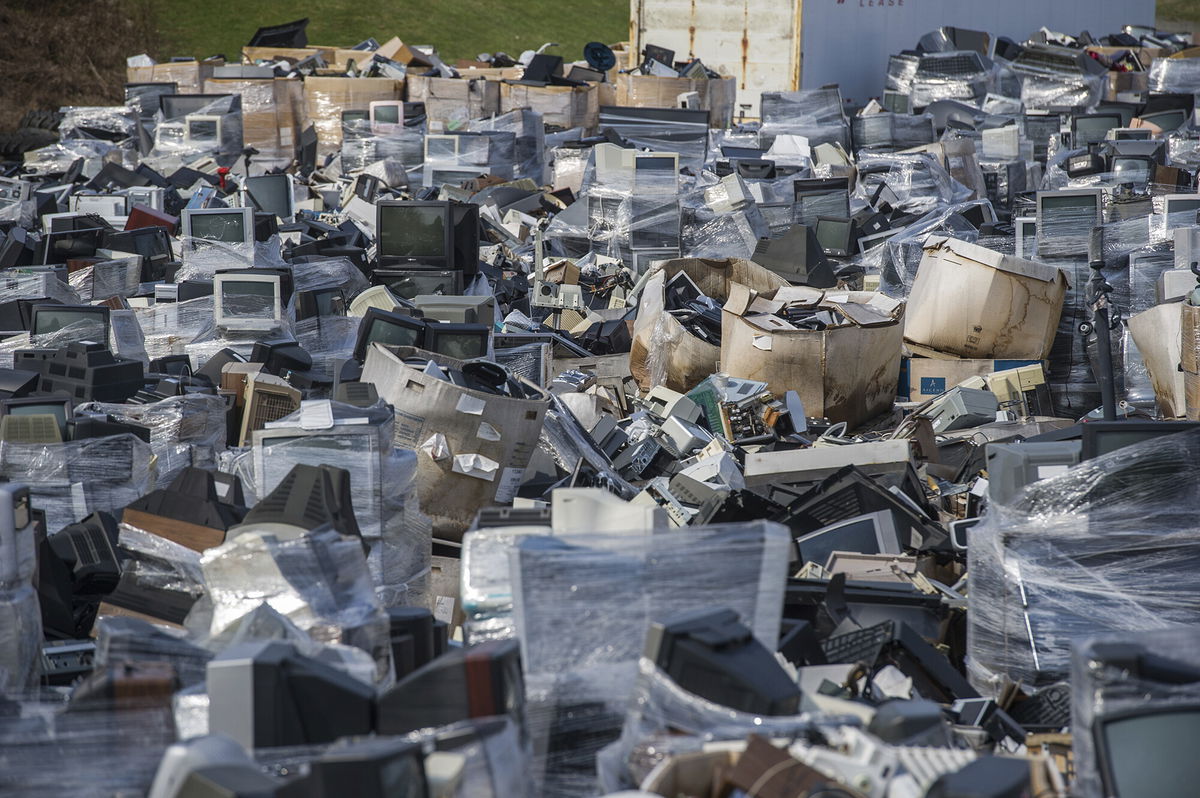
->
[920,377,947,395]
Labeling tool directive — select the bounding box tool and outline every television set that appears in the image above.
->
[795,510,903,570]
[181,207,254,246]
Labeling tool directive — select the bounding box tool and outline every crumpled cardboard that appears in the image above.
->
[1129,302,1186,419]
[360,344,550,542]
[722,286,905,429]
[630,257,788,393]
[905,235,1069,360]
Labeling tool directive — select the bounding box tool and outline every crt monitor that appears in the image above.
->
[644,607,801,716]
[213,271,283,331]
[795,510,903,570]
[376,201,451,266]
[1111,156,1153,187]
[1139,109,1188,133]
[1094,706,1200,798]
[29,304,110,340]
[1036,190,1102,257]
[422,322,489,360]
[793,178,851,226]
[1079,421,1200,460]
[377,638,523,735]
[814,216,853,258]
[243,173,294,221]
[294,288,346,321]
[181,207,254,246]
[1072,113,1121,149]
[353,307,426,361]
[0,396,72,440]
[1163,194,1200,229]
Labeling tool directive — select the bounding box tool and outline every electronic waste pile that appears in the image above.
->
[3,16,1200,798]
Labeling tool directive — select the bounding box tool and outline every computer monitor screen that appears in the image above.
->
[244,174,292,220]
[1080,421,1200,460]
[373,104,401,124]
[1112,157,1152,186]
[815,218,852,256]
[31,306,108,337]
[1164,196,1200,229]
[795,511,901,569]
[312,290,345,317]
[221,280,277,318]
[187,117,219,142]
[1073,114,1120,148]
[353,308,426,361]
[1141,109,1187,132]
[1097,708,1200,797]
[188,212,248,244]
[423,324,489,360]
[377,205,448,259]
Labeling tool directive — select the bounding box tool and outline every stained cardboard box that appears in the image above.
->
[1181,303,1200,420]
[360,344,550,542]
[500,83,599,131]
[303,76,404,154]
[406,76,500,129]
[615,74,737,127]
[722,286,905,429]
[1129,302,1186,419]
[630,257,789,393]
[126,59,223,93]
[900,356,1042,402]
[905,236,1069,361]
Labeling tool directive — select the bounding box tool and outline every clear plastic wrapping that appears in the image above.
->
[78,394,228,486]
[340,117,426,179]
[94,613,212,688]
[967,429,1200,694]
[0,435,154,533]
[0,484,42,692]
[472,108,546,185]
[132,295,217,363]
[187,526,394,683]
[509,521,791,796]
[57,106,138,142]
[855,151,971,217]
[877,204,986,298]
[145,95,244,169]
[239,400,430,607]
[758,89,850,151]
[1148,57,1200,94]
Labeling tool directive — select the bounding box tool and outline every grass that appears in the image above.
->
[1158,0,1200,27]
[147,0,629,65]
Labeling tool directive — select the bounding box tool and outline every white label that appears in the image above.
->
[476,421,501,442]
[71,482,88,521]
[494,466,524,504]
[752,335,773,351]
[455,394,486,416]
[434,595,456,624]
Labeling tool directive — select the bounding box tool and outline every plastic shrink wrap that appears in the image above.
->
[968,430,1200,695]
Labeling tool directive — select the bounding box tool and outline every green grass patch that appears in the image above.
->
[148,0,628,65]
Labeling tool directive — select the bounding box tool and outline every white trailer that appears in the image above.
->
[630,0,1157,115]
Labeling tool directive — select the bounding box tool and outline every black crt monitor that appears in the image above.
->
[30,304,110,339]
[124,82,177,119]
[341,109,370,124]
[1111,155,1154,187]
[206,640,375,749]
[294,288,346,321]
[372,268,463,299]
[794,178,851,226]
[353,308,427,361]
[376,200,485,277]
[1079,421,1200,460]
[795,510,903,570]
[0,395,72,440]
[644,607,801,715]
[376,638,524,735]
[815,216,853,257]
[244,174,294,221]
[1072,113,1122,149]
[422,322,489,360]
[1140,109,1188,133]
[285,738,427,798]
[1094,706,1200,798]
[1097,102,1138,128]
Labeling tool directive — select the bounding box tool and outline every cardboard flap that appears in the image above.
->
[923,235,1064,284]
[824,299,895,327]
[723,282,757,316]
[772,285,824,306]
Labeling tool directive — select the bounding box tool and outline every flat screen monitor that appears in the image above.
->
[1095,707,1200,798]
[422,322,489,360]
[353,307,426,361]
[30,304,109,339]
[1072,114,1121,149]
[243,174,294,221]
[181,207,254,246]
[1079,421,1200,460]
[795,510,902,570]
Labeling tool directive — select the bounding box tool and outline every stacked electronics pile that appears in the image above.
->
[4,14,1200,798]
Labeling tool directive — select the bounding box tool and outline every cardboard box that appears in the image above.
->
[406,76,500,129]
[615,74,737,127]
[303,76,404,155]
[1180,303,1200,420]
[1129,302,1186,419]
[905,236,1069,361]
[126,59,223,93]
[242,45,373,72]
[630,257,789,393]
[722,288,905,429]
[360,344,550,542]
[500,83,599,131]
[900,356,1042,402]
